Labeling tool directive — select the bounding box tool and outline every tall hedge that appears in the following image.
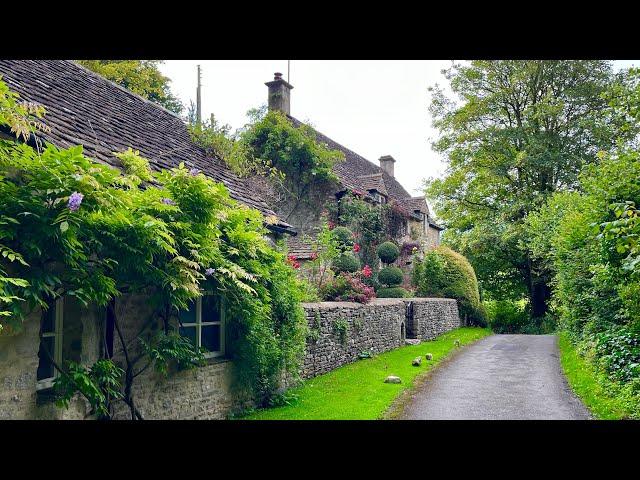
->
[413,246,485,326]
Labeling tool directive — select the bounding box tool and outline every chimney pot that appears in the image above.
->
[274,72,283,80]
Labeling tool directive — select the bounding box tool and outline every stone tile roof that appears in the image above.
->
[286,235,317,260]
[0,60,294,233]
[357,173,388,196]
[288,116,412,201]
[399,196,430,215]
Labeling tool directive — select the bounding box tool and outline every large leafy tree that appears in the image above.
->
[77,60,183,114]
[425,60,619,320]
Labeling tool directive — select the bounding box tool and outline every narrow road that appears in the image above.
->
[400,334,591,420]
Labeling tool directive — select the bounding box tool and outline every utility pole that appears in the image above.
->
[196,64,202,127]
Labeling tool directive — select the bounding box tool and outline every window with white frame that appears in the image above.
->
[178,294,225,358]
[36,298,64,391]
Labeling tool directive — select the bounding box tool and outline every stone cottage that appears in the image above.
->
[0,60,297,419]
[255,72,443,262]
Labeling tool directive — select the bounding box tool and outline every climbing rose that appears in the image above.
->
[353,243,361,253]
[205,268,215,276]
[68,192,84,212]
[362,265,372,278]
[310,251,319,260]
[161,197,176,206]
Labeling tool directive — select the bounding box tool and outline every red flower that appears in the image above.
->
[310,251,319,260]
[362,265,373,278]
[353,243,361,253]
[328,221,336,230]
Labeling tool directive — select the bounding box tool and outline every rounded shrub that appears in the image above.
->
[412,246,486,326]
[377,241,400,264]
[331,226,354,250]
[332,253,360,273]
[377,287,409,298]
[378,266,404,286]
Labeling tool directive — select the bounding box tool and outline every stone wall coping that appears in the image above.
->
[301,297,456,309]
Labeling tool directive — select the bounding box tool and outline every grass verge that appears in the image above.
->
[239,327,491,420]
[558,331,638,419]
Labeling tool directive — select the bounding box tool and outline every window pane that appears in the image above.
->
[37,336,55,380]
[201,325,221,353]
[42,303,56,333]
[178,301,197,325]
[179,326,197,347]
[201,295,220,323]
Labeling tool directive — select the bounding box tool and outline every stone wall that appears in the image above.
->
[1,296,460,419]
[301,297,461,379]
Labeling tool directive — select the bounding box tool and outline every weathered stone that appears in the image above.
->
[384,375,402,384]
[405,339,421,346]
[425,353,433,361]
[412,357,422,366]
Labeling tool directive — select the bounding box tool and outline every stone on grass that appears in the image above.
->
[412,357,422,366]
[384,375,402,384]
[454,339,461,348]
[425,353,433,361]
[405,339,421,346]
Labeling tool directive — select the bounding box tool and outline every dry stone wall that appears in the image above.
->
[301,297,461,379]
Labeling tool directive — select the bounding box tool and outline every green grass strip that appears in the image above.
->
[558,331,638,420]
[240,327,491,420]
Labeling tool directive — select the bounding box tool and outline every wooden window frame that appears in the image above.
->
[179,293,225,359]
[36,298,64,391]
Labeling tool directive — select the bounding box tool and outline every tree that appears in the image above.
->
[425,60,618,322]
[77,60,183,114]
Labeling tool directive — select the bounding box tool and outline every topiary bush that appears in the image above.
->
[377,287,409,298]
[413,246,486,326]
[331,226,355,251]
[377,241,399,264]
[378,266,404,286]
[332,253,360,274]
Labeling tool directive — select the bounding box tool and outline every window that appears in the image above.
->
[179,294,225,358]
[36,298,63,391]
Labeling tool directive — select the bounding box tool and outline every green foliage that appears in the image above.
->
[377,266,404,287]
[295,219,341,293]
[332,253,360,274]
[376,287,409,298]
[377,241,400,264]
[413,246,485,326]
[239,110,344,201]
[595,326,640,383]
[320,272,375,304]
[0,76,49,141]
[485,299,529,334]
[188,113,278,179]
[332,318,348,345]
[426,60,619,319]
[77,60,183,114]
[113,147,152,183]
[331,226,355,251]
[53,359,124,417]
[140,331,206,375]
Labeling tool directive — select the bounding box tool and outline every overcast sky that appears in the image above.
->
[159,60,638,197]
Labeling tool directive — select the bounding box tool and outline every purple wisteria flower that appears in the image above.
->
[189,168,201,176]
[68,192,84,212]
[205,268,215,276]
[161,197,176,206]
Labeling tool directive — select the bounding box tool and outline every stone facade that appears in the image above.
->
[1,296,460,420]
[302,298,461,379]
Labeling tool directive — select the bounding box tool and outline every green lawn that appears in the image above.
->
[558,331,638,420]
[240,327,491,420]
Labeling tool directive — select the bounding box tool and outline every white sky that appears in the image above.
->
[159,60,638,197]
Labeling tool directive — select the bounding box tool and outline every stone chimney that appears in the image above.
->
[265,72,293,115]
[379,155,396,178]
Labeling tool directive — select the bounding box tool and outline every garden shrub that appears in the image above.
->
[595,326,640,383]
[331,226,355,251]
[376,287,409,298]
[377,241,399,264]
[413,246,485,326]
[377,266,404,287]
[320,272,375,304]
[332,253,360,274]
